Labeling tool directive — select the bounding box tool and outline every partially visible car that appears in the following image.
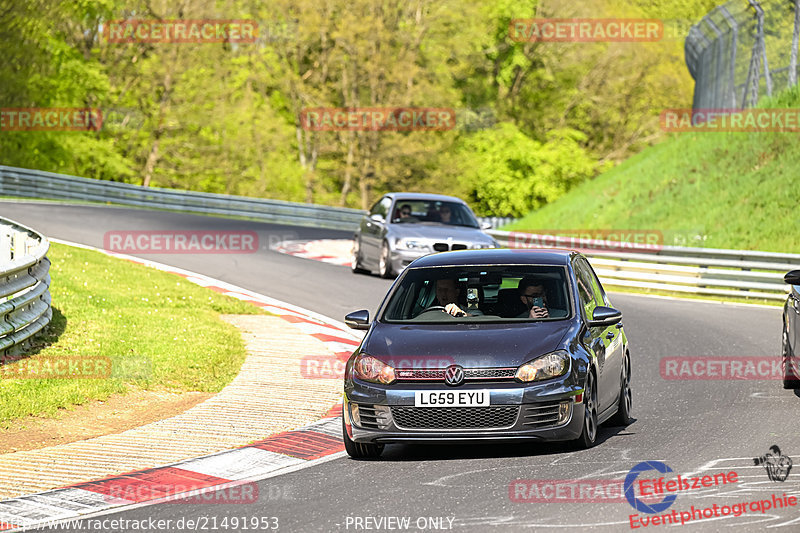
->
[782,270,800,388]
[341,249,632,459]
[351,193,498,278]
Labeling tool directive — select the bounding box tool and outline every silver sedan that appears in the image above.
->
[351,193,498,278]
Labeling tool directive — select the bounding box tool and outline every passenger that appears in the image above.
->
[439,205,453,224]
[518,277,550,318]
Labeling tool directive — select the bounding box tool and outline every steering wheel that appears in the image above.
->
[419,305,448,314]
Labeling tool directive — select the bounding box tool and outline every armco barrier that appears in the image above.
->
[1,164,795,301]
[0,165,511,231]
[0,217,52,354]
[492,230,796,301]
[0,165,365,231]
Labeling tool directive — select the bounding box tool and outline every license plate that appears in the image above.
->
[414,390,490,407]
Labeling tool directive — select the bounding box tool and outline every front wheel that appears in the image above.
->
[574,371,598,449]
[609,351,633,426]
[378,241,394,279]
[343,416,384,459]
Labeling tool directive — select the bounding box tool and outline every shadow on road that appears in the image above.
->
[376,419,637,462]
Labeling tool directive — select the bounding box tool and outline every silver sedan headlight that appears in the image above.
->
[396,239,431,252]
[471,242,496,249]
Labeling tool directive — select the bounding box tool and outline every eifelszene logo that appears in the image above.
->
[624,461,677,514]
[753,445,792,482]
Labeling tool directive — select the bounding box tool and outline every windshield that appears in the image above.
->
[382,265,572,323]
[390,200,479,228]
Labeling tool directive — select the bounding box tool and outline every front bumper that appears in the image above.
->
[343,380,585,444]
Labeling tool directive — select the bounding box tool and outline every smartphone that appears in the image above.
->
[531,297,544,308]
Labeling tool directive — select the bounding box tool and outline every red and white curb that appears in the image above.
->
[0,241,361,532]
[272,239,351,267]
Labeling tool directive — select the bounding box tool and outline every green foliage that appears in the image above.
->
[506,87,800,252]
[0,0,727,212]
[457,124,599,216]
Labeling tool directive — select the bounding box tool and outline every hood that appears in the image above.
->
[362,320,575,369]
[389,223,494,244]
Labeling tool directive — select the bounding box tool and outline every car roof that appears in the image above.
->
[385,192,467,204]
[407,248,577,268]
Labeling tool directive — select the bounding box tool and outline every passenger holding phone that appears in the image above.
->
[518,277,550,319]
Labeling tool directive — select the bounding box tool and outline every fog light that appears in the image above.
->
[350,403,361,427]
[558,401,571,424]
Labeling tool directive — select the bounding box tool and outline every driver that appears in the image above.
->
[397,204,412,220]
[434,278,468,317]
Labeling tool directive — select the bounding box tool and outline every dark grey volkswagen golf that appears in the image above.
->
[342,249,632,458]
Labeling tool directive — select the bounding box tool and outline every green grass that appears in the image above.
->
[504,87,800,253]
[0,242,264,423]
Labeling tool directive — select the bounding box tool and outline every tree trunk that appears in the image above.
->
[142,139,160,188]
[340,134,355,206]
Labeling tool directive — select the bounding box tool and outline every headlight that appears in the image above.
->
[353,353,396,384]
[471,242,496,249]
[397,239,431,252]
[515,350,570,382]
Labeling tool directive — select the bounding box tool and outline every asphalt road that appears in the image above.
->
[2,201,799,532]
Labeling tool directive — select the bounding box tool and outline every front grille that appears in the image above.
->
[433,243,449,252]
[451,244,467,250]
[395,367,516,382]
[391,406,519,430]
[522,402,566,428]
[464,368,516,379]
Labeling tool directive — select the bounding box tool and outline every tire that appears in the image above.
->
[782,325,799,389]
[351,238,369,274]
[378,241,394,279]
[574,370,598,449]
[342,415,384,459]
[609,351,633,426]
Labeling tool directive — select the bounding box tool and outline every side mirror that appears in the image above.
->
[480,221,492,230]
[784,270,800,285]
[345,309,371,330]
[589,306,622,327]
[369,213,384,223]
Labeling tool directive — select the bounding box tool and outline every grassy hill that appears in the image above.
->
[504,88,800,253]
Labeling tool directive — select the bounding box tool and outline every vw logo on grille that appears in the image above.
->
[444,365,465,386]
